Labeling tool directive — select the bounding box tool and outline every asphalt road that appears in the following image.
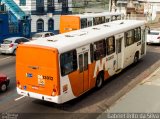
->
[0,45,160,119]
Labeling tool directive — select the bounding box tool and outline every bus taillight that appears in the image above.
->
[17,81,22,89]
[52,85,57,96]
[52,89,56,96]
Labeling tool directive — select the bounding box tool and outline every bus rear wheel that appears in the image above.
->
[96,72,104,89]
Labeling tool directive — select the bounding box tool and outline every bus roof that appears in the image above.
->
[62,12,124,19]
[25,20,145,54]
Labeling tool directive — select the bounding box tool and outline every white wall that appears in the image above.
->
[13,0,72,32]
[31,15,60,32]
[54,15,61,30]
[143,2,160,20]
[13,0,72,13]
[14,0,32,13]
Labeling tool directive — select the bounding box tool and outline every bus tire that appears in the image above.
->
[96,72,104,89]
[134,52,139,64]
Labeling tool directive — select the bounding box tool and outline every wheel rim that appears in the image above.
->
[1,84,7,91]
[97,76,103,88]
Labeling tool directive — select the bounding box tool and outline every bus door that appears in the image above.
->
[77,45,89,92]
[115,33,124,71]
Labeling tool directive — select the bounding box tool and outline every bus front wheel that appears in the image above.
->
[96,72,104,89]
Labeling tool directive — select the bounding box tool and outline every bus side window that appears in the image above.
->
[106,36,115,55]
[101,16,105,24]
[94,39,106,60]
[81,18,87,29]
[125,30,135,47]
[106,18,110,23]
[93,17,97,25]
[117,15,121,20]
[88,21,92,27]
[134,27,141,42]
[93,17,101,25]
[111,16,116,21]
[60,50,77,76]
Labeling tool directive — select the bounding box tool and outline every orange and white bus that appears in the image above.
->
[16,20,147,104]
[60,12,124,33]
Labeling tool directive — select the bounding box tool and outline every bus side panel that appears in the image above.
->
[60,16,80,33]
[68,71,84,96]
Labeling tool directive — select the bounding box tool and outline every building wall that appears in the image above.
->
[14,0,31,14]
[31,14,60,33]
[14,0,72,14]
[13,0,72,34]
[116,0,160,21]
[143,2,160,21]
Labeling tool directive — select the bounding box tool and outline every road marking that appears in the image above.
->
[15,95,26,101]
[0,56,13,61]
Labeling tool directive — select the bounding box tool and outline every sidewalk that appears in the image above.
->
[98,67,160,118]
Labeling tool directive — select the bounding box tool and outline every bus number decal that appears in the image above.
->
[43,76,53,80]
[37,75,53,86]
